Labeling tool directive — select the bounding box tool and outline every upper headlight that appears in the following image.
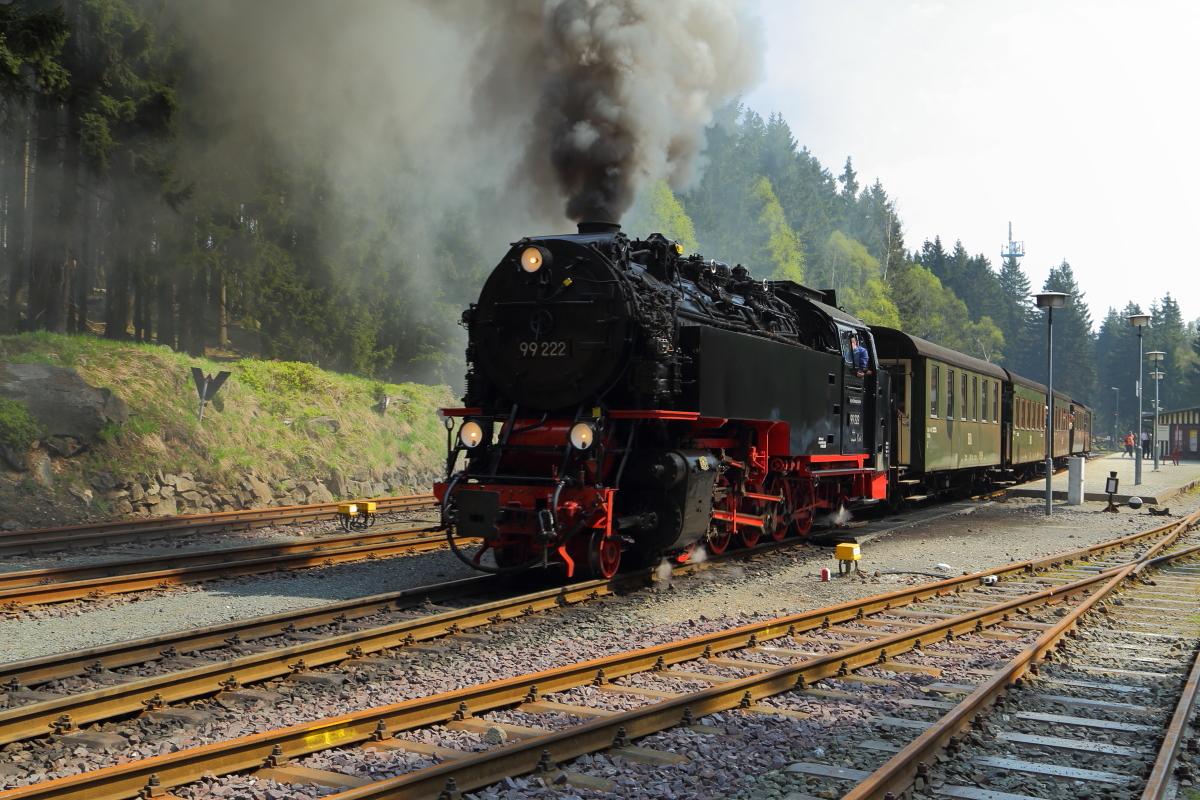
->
[521,246,550,273]
[569,421,597,450]
[459,421,484,448]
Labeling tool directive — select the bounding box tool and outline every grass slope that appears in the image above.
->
[0,332,453,492]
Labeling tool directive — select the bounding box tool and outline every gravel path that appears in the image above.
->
[0,548,479,662]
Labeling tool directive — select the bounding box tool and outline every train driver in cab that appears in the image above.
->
[850,334,871,377]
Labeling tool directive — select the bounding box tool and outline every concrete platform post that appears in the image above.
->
[1067,457,1085,505]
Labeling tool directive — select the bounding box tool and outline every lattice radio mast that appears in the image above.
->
[1001,221,1025,263]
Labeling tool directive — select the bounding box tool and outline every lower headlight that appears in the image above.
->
[460,421,484,448]
[569,421,597,450]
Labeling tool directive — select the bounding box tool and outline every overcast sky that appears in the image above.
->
[744,1,1199,327]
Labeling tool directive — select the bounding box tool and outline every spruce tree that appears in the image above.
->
[996,255,1039,377]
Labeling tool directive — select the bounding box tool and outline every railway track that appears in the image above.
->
[0,494,436,558]
[0,521,447,610]
[1,511,1195,800]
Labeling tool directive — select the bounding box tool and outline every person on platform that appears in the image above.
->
[1124,431,1135,458]
[850,334,870,377]
[1142,429,1151,459]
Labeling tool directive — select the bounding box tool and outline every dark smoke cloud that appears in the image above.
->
[531,0,764,222]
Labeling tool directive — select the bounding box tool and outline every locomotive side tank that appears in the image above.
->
[436,223,891,578]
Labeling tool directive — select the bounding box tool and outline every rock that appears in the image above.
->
[112,499,133,515]
[26,450,53,487]
[328,471,348,499]
[68,486,93,504]
[90,473,117,493]
[483,726,508,744]
[159,485,176,498]
[103,491,130,502]
[309,484,335,504]
[0,363,128,439]
[1,520,22,532]
[154,496,178,516]
[129,483,144,502]
[179,490,204,505]
[244,474,272,503]
[311,416,340,433]
[174,476,196,493]
[43,436,87,458]
[161,473,178,487]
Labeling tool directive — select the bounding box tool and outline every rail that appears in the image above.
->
[0,494,436,557]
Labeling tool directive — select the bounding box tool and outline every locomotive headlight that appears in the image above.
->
[459,421,485,448]
[569,421,597,450]
[520,246,551,273]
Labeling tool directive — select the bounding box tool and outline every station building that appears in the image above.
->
[1162,406,1200,460]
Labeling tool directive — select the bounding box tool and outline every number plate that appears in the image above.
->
[518,340,571,357]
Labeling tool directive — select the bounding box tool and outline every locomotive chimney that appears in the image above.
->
[577,221,621,235]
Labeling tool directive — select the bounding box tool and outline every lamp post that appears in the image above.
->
[1111,387,1119,453]
[1148,351,1165,471]
[1128,314,1152,486]
[1036,292,1069,516]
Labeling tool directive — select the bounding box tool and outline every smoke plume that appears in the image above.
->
[528,0,764,222]
[181,0,762,228]
[161,1,759,378]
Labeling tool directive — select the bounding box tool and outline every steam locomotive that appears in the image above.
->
[433,222,1093,578]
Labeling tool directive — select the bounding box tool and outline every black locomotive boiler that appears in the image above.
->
[435,222,892,578]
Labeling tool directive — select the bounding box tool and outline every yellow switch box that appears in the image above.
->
[338,503,358,515]
[835,543,861,561]
[361,501,377,513]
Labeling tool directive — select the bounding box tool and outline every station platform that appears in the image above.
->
[1007,452,1200,505]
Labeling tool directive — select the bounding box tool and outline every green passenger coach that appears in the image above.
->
[871,326,1093,504]
[873,327,1006,501]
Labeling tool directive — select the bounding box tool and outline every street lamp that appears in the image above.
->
[1036,292,1069,516]
[1111,387,1120,453]
[1128,313,1152,486]
[1148,350,1165,471]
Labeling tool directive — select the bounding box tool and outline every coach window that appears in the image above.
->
[961,373,969,420]
[982,380,989,422]
[994,384,999,423]
[947,370,955,420]
[930,366,940,418]
[972,376,979,421]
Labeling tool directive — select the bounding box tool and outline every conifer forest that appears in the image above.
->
[0,1,1194,443]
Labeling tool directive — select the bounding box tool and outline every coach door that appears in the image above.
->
[881,360,911,465]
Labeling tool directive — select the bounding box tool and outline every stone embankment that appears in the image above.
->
[76,465,438,518]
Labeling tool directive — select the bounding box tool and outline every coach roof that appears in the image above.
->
[870,326,1009,382]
